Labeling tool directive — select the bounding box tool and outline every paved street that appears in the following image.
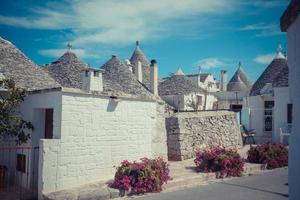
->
[136,168,288,200]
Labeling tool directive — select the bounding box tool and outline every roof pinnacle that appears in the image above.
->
[67,42,72,52]
[275,44,286,59]
[238,61,242,68]
[277,44,282,53]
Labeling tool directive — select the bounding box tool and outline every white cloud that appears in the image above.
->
[0,0,236,46]
[39,49,85,58]
[195,58,227,70]
[240,23,275,31]
[38,48,98,59]
[240,23,283,37]
[249,0,287,8]
[253,53,275,64]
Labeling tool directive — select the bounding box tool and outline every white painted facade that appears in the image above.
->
[38,91,164,195]
[286,14,300,200]
[215,90,249,110]
[188,74,219,92]
[273,87,291,143]
[242,86,290,144]
[160,92,217,111]
[0,91,62,194]
[0,89,168,197]
[242,95,265,140]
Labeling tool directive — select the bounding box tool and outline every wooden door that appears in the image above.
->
[45,109,53,139]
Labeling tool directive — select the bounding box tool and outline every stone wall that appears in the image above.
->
[166,111,243,161]
[151,102,170,159]
[38,92,168,195]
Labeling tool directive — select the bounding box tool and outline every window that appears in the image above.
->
[264,101,274,131]
[16,154,26,173]
[287,104,293,124]
[45,109,53,139]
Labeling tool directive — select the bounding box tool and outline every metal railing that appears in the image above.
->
[0,142,39,200]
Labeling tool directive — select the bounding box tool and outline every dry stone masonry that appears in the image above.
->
[166,111,243,161]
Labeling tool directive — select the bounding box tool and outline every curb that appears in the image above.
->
[162,163,266,192]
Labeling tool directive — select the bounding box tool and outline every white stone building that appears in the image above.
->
[214,63,252,112]
[242,46,290,143]
[0,37,168,198]
[158,68,217,111]
[186,73,219,92]
[280,1,300,199]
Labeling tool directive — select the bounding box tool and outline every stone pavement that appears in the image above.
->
[133,168,288,200]
[164,145,262,192]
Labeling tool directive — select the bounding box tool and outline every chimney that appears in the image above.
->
[82,68,104,92]
[124,59,133,72]
[150,59,158,96]
[220,70,227,92]
[135,61,143,82]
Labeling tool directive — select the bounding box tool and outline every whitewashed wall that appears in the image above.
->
[21,91,62,146]
[273,87,290,143]
[161,95,184,110]
[39,92,161,195]
[287,14,300,200]
[215,91,249,109]
[243,95,267,142]
[0,91,62,193]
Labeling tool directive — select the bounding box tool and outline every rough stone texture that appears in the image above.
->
[159,74,204,96]
[45,51,88,89]
[129,43,151,90]
[101,55,154,100]
[166,111,243,161]
[250,58,288,96]
[0,36,61,91]
[227,66,252,92]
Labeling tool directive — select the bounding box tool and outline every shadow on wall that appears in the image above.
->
[107,98,119,112]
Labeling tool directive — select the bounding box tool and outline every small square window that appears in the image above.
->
[16,154,26,173]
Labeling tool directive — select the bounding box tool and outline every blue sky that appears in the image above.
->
[0,0,289,82]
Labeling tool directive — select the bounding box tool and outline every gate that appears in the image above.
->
[0,142,39,200]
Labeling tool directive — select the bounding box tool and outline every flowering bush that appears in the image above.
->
[111,158,170,194]
[247,143,288,169]
[194,148,244,178]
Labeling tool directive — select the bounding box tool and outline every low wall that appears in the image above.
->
[166,111,243,161]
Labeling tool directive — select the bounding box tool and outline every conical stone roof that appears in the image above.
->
[45,51,88,89]
[129,41,150,89]
[250,46,288,96]
[159,71,204,96]
[250,58,288,96]
[0,36,60,91]
[227,63,252,92]
[101,55,154,99]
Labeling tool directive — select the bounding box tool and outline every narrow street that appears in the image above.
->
[136,168,288,200]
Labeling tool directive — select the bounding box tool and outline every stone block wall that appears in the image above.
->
[151,102,169,159]
[38,92,169,195]
[166,111,243,161]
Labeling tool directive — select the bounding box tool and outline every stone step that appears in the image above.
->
[164,163,265,192]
